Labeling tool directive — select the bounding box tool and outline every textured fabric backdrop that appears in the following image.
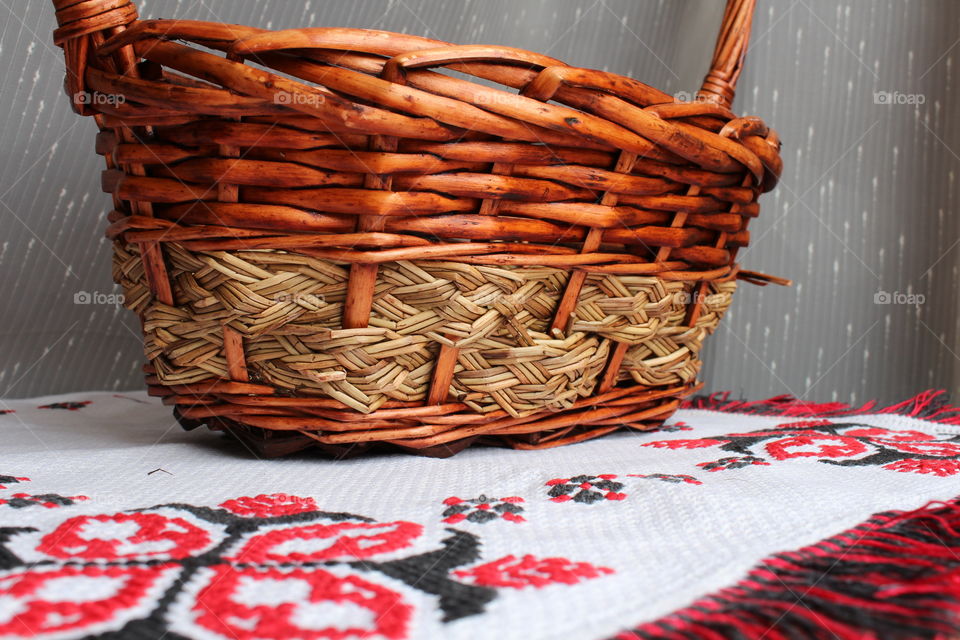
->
[0,0,958,403]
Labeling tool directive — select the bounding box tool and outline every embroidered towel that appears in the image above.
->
[1,391,959,639]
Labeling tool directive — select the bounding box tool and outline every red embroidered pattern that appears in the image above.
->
[227,520,423,563]
[698,456,770,472]
[0,475,30,490]
[38,512,219,561]
[185,566,412,640]
[455,555,613,589]
[884,458,960,477]
[0,565,178,637]
[442,496,525,524]
[645,438,724,450]
[645,421,960,476]
[0,494,614,638]
[0,493,88,509]
[546,475,627,503]
[764,434,870,460]
[220,493,318,518]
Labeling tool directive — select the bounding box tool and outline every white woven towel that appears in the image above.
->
[1,391,959,639]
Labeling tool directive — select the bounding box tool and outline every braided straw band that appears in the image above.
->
[114,242,735,424]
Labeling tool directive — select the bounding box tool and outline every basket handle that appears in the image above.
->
[51,0,140,113]
[697,0,758,108]
[53,0,758,111]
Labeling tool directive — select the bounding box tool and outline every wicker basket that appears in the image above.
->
[50,0,784,457]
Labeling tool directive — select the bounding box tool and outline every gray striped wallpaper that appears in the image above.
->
[0,0,957,405]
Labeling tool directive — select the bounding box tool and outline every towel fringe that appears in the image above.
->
[622,497,960,639]
[683,389,960,425]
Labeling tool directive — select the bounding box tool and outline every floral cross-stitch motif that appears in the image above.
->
[546,475,627,503]
[0,493,613,639]
[645,419,960,477]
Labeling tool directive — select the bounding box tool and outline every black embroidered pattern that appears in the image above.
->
[442,495,525,524]
[646,420,960,477]
[546,474,627,503]
[0,498,493,638]
[657,421,693,432]
[683,390,960,424]
[0,493,612,638]
[629,473,703,485]
[698,456,769,471]
[0,493,88,509]
[37,401,91,411]
[0,475,28,489]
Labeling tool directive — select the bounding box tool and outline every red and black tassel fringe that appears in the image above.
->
[619,497,960,639]
[684,389,960,425]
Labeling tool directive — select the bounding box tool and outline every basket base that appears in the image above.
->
[222,424,481,459]
[169,383,698,458]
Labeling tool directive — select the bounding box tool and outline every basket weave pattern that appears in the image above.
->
[53,0,781,456]
[115,243,736,413]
